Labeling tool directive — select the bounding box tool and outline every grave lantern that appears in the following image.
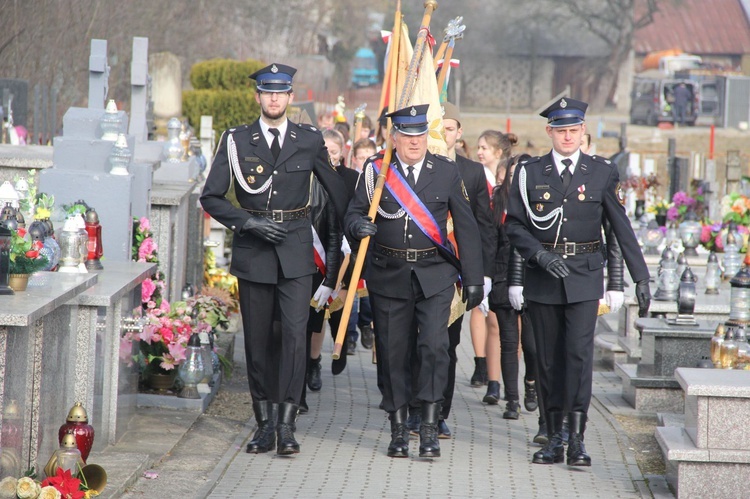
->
[678,211,702,256]
[722,232,742,280]
[654,248,679,301]
[704,251,721,294]
[178,333,205,399]
[725,253,750,327]
[84,208,104,270]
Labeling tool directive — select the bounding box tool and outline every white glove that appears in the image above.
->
[478,297,489,317]
[509,285,524,311]
[604,290,625,313]
[483,277,492,298]
[312,284,334,311]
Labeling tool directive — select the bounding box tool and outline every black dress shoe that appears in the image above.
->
[347,337,357,355]
[483,381,501,405]
[360,324,374,349]
[307,356,322,391]
[298,401,308,414]
[276,403,300,455]
[524,380,538,412]
[437,419,451,439]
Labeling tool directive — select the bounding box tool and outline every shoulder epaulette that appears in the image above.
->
[434,154,455,163]
[589,154,613,167]
[521,156,542,166]
[296,122,321,134]
[228,124,250,133]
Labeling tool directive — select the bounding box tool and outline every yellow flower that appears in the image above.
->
[84,490,100,498]
[35,207,51,219]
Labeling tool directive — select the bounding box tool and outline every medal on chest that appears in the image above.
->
[578,184,586,201]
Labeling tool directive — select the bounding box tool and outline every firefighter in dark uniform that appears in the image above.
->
[505,98,651,467]
[345,104,484,459]
[406,102,497,438]
[200,63,348,456]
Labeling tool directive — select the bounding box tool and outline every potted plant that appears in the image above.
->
[8,228,48,291]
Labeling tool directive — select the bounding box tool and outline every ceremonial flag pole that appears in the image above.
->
[347,103,367,166]
[332,0,409,359]
[433,16,463,71]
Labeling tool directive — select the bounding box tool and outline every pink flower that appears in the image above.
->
[142,278,156,303]
[139,217,151,232]
[667,206,680,221]
[715,234,724,251]
[700,225,712,243]
[168,342,187,363]
[138,237,157,262]
[140,323,156,344]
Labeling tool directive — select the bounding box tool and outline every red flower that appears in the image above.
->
[17,227,27,238]
[25,250,39,258]
[41,468,85,499]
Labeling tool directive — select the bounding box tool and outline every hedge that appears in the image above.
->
[189,58,267,91]
[183,58,267,138]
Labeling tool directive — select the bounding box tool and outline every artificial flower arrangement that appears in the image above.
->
[128,217,235,380]
[698,193,750,253]
[667,184,707,223]
[9,228,49,275]
[622,173,660,200]
[646,198,672,216]
[203,247,238,303]
[0,467,98,499]
[719,192,750,227]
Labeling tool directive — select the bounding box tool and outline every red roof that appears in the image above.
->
[634,0,750,55]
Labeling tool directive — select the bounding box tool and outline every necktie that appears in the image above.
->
[406,166,416,189]
[269,128,281,161]
[560,158,573,189]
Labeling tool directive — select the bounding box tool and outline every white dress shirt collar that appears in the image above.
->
[395,153,425,184]
[259,118,288,148]
[552,149,581,176]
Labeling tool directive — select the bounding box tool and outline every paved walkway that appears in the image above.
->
[202,316,650,499]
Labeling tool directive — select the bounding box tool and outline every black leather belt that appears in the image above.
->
[542,240,600,256]
[376,244,437,262]
[245,206,310,223]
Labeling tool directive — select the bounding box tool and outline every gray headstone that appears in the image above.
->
[150,52,182,120]
[88,39,110,109]
[129,37,150,142]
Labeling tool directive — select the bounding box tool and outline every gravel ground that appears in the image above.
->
[614,414,667,477]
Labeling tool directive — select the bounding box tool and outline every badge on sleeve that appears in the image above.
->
[616,182,626,205]
[247,175,256,184]
[536,203,544,212]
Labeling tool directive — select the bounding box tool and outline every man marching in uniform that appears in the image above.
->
[505,98,651,467]
[200,63,348,456]
[345,104,484,459]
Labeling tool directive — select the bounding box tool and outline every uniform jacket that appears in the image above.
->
[200,119,348,284]
[505,151,648,304]
[345,151,483,300]
[455,155,497,277]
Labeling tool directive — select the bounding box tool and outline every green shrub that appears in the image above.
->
[183,58,267,139]
[183,89,261,139]
[189,59,267,90]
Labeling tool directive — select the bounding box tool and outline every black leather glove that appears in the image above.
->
[603,217,625,292]
[349,216,377,239]
[532,250,570,279]
[462,285,484,311]
[241,215,288,244]
[508,248,525,287]
[635,279,651,318]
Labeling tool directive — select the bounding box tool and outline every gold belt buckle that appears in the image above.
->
[272,210,284,223]
[564,242,576,256]
[406,249,418,262]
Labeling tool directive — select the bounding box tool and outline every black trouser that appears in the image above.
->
[492,307,537,401]
[526,300,598,414]
[238,273,312,404]
[370,274,453,412]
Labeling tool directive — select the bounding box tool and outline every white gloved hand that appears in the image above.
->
[509,285,524,311]
[312,284,335,311]
[483,276,492,298]
[604,290,625,314]
[478,297,489,317]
